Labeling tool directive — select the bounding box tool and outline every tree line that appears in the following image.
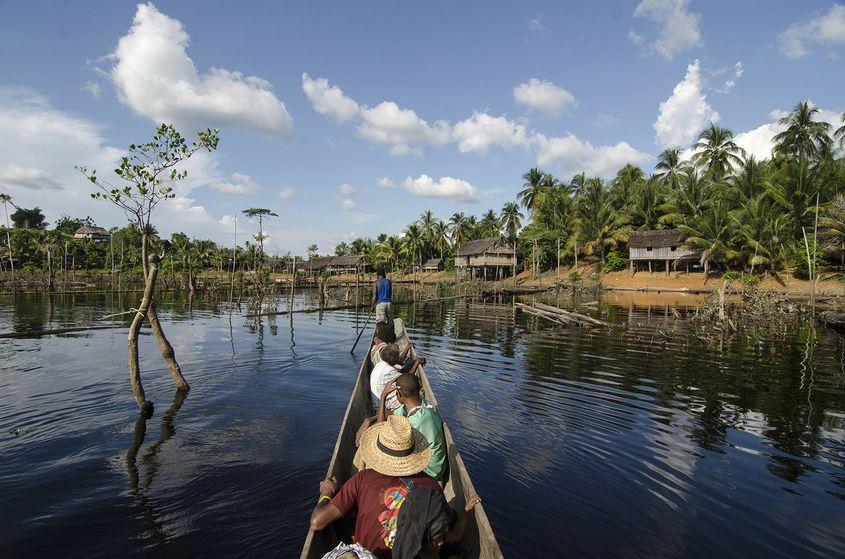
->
[336,101,845,280]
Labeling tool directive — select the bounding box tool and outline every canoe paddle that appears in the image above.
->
[351,306,374,354]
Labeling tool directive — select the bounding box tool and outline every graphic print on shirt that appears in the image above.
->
[377,485,409,549]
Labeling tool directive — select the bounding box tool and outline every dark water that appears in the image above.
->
[1,290,844,558]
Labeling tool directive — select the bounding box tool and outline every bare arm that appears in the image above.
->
[443,495,481,543]
[398,343,414,363]
[376,380,396,423]
[309,478,343,531]
[400,356,426,375]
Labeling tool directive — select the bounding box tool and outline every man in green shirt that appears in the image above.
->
[376,372,446,480]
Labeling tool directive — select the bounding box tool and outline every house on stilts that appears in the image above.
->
[455,237,516,280]
[628,229,697,276]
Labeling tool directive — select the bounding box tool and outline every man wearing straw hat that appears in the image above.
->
[310,415,480,558]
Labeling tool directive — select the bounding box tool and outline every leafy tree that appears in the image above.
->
[655,147,687,190]
[78,123,219,412]
[679,200,736,281]
[334,241,350,256]
[306,244,318,260]
[518,167,553,220]
[54,215,96,235]
[500,202,523,245]
[11,207,47,229]
[242,208,278,265]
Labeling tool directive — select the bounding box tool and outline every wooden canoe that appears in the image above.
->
[300,318,503,558]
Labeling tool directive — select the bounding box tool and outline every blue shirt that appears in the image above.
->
[376,278,392,303]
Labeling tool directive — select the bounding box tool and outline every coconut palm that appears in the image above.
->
[449,212,467,247]
[577,179,628,266]
[479,209,501,238]
[659,168,712,227]
[692,124,744,184]
[629,177,669,230]
[403,222,425,271]
[733,195,789,274]
[765,157,822,239]
[518,167,553,219]
[728,155,768,201]
[500,202,523,244]
[569,172,588,197]
[431,219,450,260]
[773,101,831,161]
[835,112,845,148]
[678,200,737,281]
[820,193,845,272]
[611,164,645,210]
[654,147,688,190]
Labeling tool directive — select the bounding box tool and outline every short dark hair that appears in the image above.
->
[377,269,386,277]
[382,343,400,365]
[374,321,396,343]
[396,373,421,399]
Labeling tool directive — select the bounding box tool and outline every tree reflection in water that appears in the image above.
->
[126,390,187,547]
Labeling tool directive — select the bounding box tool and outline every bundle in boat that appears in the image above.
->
[516,301,610,328]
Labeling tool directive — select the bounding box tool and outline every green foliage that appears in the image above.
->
[602,251,628,273]
[722,271,762,286]
[569,271,582,282]
[11,207,47,229]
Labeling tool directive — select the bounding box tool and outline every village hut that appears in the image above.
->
[303,256,334,275]
[455,237,516,280]
[422,257,444,272]
[628,229,697,276]
[73,225,110,242]
[325,255,369,275]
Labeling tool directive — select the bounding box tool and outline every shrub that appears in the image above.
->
[723,271,762,286]
[602,251,628,273]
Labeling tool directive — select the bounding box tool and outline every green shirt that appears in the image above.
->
[394,398,446,480]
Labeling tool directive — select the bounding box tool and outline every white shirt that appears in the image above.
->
[370,360,401,411]
[369,342,387,365]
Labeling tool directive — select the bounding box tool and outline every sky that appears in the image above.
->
[1,0,844,255]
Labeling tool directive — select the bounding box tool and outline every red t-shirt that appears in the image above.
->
[331,469,443,558]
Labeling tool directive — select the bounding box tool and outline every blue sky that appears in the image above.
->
[1,1,843,255]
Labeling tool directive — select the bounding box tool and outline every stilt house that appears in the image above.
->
[455,237,516,280]
[628,229,697,275]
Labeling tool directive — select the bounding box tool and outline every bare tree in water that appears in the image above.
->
[78,124,220,414]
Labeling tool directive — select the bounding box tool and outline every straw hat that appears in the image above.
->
[360,415,431,477]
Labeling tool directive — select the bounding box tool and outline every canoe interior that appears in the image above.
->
[300,318,502,559]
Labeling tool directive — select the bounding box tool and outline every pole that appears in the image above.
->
[3,201,14,292]
[351,306,374,354]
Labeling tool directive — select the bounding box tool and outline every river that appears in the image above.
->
[1,289,844,557]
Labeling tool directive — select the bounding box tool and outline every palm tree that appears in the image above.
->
[773,101,831,160]
[306,244,318,260]
[500,202,523,244]
[384,235,404,272]
[404,222,425,271]
[692,124,744,184]
[569,172,588,197]
[728,155,767,201]
[577,179,628,267]
[733,195,789,274]
[479,209,501,238]
[518,167,553,220]
[629,177,669,230]
[611,164,646,210]
[431,219,450,260]
[659,167,712,226]
[654,147,687,190]
[0,193,15,284]
[449,212,467,247]
[678,200,736,281]
[835,111,845,148]
[765,157,821,239]
[820,193,845,272]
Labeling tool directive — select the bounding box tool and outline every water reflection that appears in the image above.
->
[126,390,187,548]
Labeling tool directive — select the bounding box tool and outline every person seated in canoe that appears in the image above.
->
[369,343,426,413]
[371,269,393,325]
[370,321,413,366]
[310,415,481,559]
[377,373,446,481]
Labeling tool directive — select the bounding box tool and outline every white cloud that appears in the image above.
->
[0,86,123,223]
[105,3,293,139]
[452,112,532,154]
[357,101,451,156]
[209,172,260,195]
[278,185,295,198]
[534,133,652,178]
[628,30,644,45]
[633,0,702,60]
[653,59,719,147]
[513,78,577,118]
[778,4,845,59]
[338,183,356,195]
[0,164,64,191]
[338,197,361,210]
[402,175,479,202]
[713,61,744,94]
[376,177,395,188]
[527,15,545,32]
[593,113,621,127]
[83,81,102,99]
[301,73,360,123]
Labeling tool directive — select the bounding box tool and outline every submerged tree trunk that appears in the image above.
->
[147,303,189,391]
[128,255,159,414]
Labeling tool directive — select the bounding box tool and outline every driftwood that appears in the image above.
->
[516,301,610,328]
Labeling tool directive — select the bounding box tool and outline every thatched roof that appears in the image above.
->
[423,258,443,268]
[329,255,366,266]
[74,225,109,236]
[304,256,334,270]
[628,229,686,249]
[455,237,514,257]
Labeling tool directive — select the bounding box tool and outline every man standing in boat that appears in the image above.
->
[371,269,393,324]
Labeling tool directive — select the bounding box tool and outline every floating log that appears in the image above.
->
[515,302,610,328]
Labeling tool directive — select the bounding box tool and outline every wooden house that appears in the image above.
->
[73,225,110,242]
[422,257,444,272]
[455,237,516,280]
[325,255,368,275]
[303,256,334,275]
[628,229,697,275]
